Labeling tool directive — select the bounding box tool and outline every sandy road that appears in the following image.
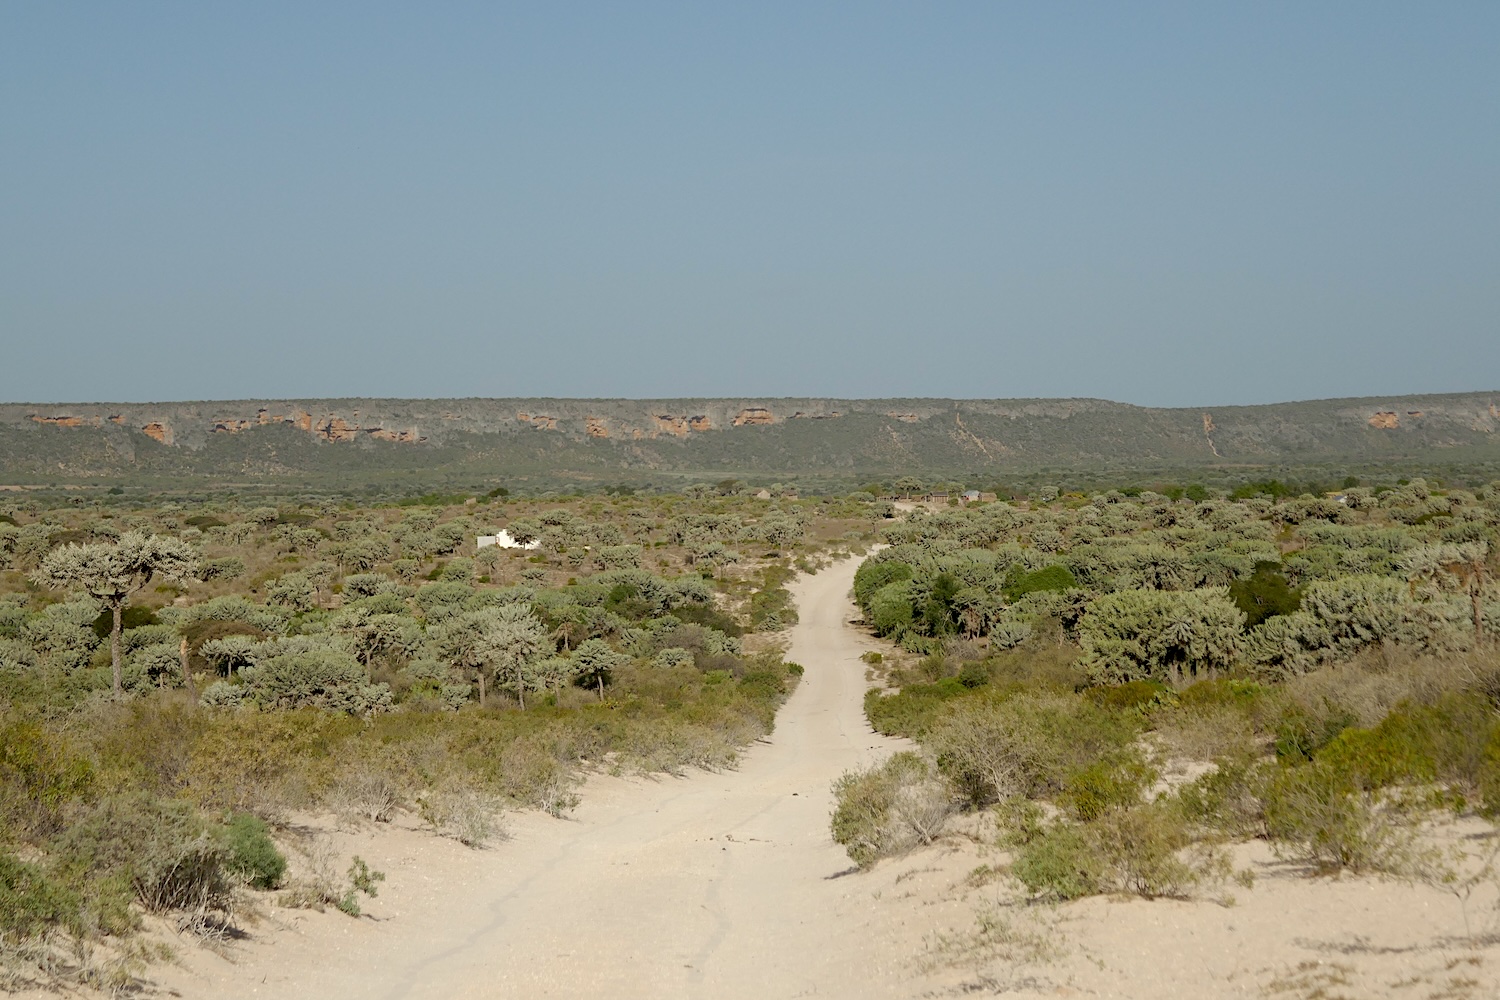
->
[167,555,919,1000]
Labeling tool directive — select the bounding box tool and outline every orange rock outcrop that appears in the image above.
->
[1368,412,1400,429]
[733,408,775,426]
[316,417,359,442]
[652,415,690,437]
[30,415,101,428]
[367,428,422,443]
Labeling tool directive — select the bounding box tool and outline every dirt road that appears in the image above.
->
[166,555,923,999]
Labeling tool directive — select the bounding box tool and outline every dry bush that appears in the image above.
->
[418,783,509,848]
[181,710,343,820]
[614,717,749,776]
[1,932,160,998]
[925,691,1138,806]
[276,837,344,912]
[1005,799,1233,902]
[277,838,385,916]
[1155,704,1261,763]
[1260,762,1442,876]
[324,762,405,826]
[831,752,954,869]
[497,734,582,817]
[1278,646,1500,733]
[922,903,1065,972]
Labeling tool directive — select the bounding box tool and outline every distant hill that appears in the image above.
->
[2,393,1498,491]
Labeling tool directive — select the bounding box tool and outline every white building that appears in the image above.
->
[476,529,541,551]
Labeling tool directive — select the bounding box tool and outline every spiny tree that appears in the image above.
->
[476,604,549,709]
[32,532,196,696]
[571,638,629,699]
[1404,541,1492,642]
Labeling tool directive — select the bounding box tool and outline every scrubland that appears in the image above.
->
[832,479,1500,996]
[0,485,870,992]
[7,473,1500,997]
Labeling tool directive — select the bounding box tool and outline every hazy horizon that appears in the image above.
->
[4,388,1498,412]
[4,3,1497,407]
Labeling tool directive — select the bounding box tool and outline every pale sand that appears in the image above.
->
[151,555,932,999]
[50,557,1500,998]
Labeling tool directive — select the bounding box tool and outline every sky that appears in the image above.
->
[2,2,1496,407]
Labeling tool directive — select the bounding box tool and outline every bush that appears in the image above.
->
[241,649,393,715]
[830,752,952,869]
[1272,701,1358,762]
[1176,753,1266,838]
[925,691,1138,806]
[0,852,79,938]
[338,856,385,916]
[1006,801,1225,901]
[1090,804,1215,899]
[1002,564,1078,603]
[51,794,234,922]
[1060,752,1156,822]
[222,813,286,889]
[1260,762,1423,874]
[1086,680,1171,713]
[0,717,93,840]
[863,680,967,739]
[1008,819,1104,901]
[417,783,508,848]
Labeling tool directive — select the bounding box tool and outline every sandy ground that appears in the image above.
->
[148,555,943,999]
[28,555,1500,999]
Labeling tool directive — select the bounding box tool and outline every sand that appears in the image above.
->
[49,555,1500,998]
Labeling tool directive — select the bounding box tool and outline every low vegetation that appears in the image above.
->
[834,477,1500,913]
[0,486,864,990]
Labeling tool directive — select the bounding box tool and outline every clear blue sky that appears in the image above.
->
[2,2,1496,406]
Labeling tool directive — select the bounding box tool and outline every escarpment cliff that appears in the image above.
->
[1,393,1497,485]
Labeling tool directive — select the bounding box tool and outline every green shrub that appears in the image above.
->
[1002,564,1078,603]
[1303,694,1499,799]
[0,717,93,839]
[1481,731,1500,819]
[863,681,967,739]
[336,856,385,916]
[91,605,158,640]
[51,794,234,923]
[1260,762,1420,874]
[1009,820,1104,901]
[925,691,1138,806]
[830,752,952,869]
[1090,803,1213,899]
[1060,752,1156,822]
[748,575,798,631]
[0,852,79,938]
[1176,753,1266,838]
[222,814,286,889]
[1086,680,1171,713]
[1227,561,1301,628]
[1272,701,1358,761]
[853,560,913,609]
[867,581,916,638]
[1176,678,1269,711]
[1316,717,1436,792]
[1007,802,1222,901]
[957,661,990,689]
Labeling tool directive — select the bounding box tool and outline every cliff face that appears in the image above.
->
[1,393,1496,484]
